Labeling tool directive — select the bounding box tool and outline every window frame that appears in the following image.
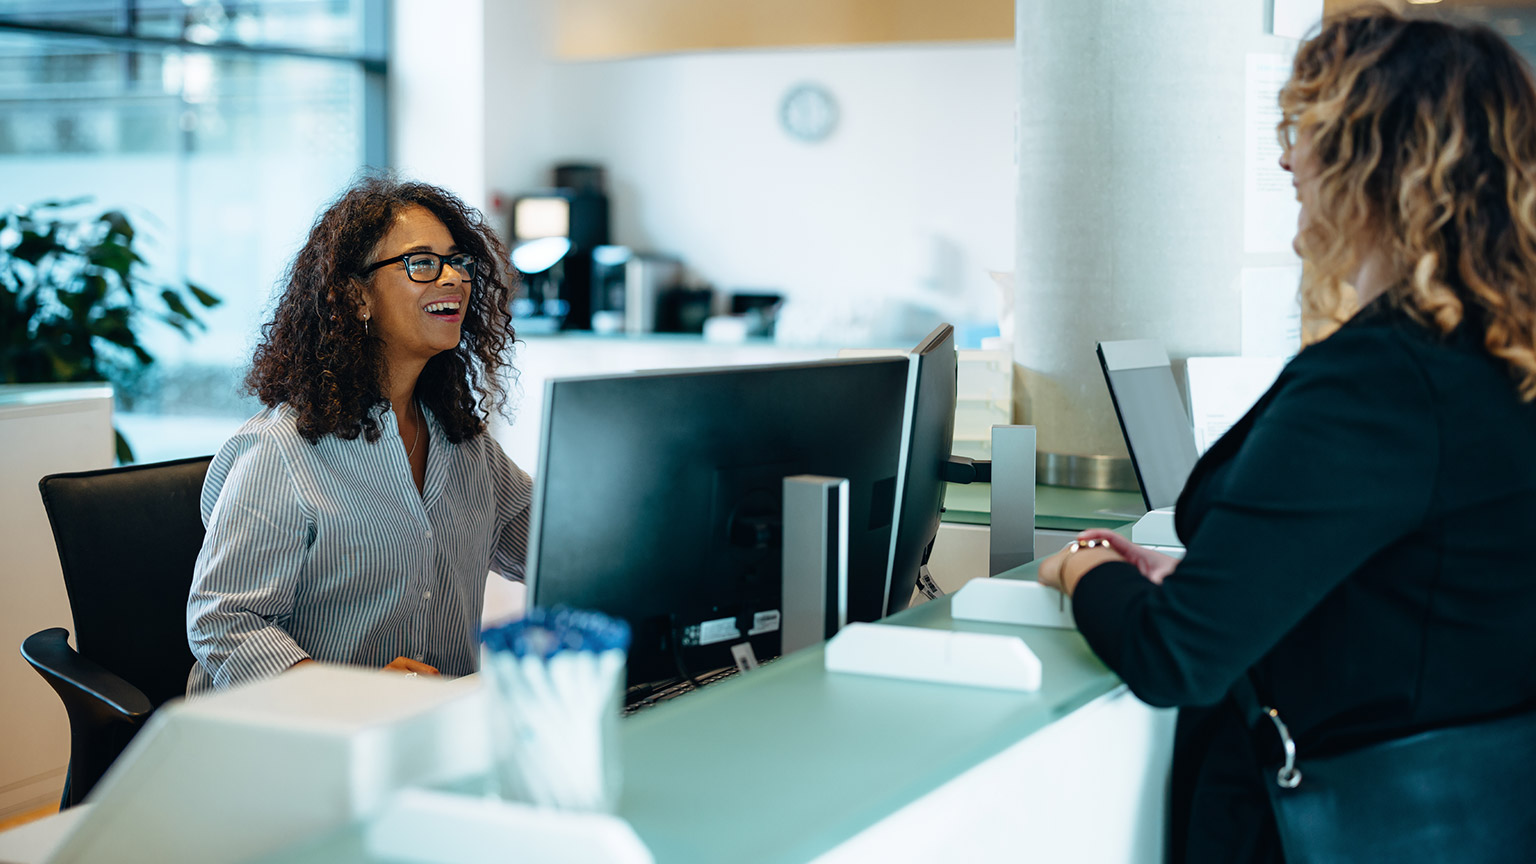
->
[0,0,389,166]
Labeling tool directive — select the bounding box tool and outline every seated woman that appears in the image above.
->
[187,176,529,693]
[1039,9,1536,863]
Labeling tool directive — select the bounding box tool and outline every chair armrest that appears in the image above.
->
[21,627,154,723]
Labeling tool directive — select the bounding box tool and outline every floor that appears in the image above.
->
[0,804,57,832]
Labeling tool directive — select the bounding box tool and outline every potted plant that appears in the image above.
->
[0,198,220,462]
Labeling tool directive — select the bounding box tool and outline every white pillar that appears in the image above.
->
[392,0,488,212]
[1014,0,1283,474]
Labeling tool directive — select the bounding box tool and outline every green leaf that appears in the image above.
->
[99,211,135,242]
[79,272,108,305]
[48,352,81,381]
[12,230,58,265]
[88,241,136,278]
[161,289,194,321]
[114,428,135,464]
[158,312,190,334]
[92,317,139,348]
[39,327,90,364]
[187,283,221,308]
[58,289,92,318]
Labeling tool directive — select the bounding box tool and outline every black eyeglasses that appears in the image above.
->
[362,252,477,283]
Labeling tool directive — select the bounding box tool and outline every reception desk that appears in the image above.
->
[215,574,1171,864]
[0,472,1172,864]
[0,556,1172,864]
[271,560,1174,863]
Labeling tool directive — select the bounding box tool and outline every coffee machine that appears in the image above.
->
[589,246,683,334]
[508,163,609,331]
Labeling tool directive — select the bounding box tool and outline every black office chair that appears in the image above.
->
[21,455,212,809]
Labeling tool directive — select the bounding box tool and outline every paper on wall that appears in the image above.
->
[1271,0,1324,41]
[1244,53,1301,254]
[1241,265,1303,359]
[1186,356,1287,453]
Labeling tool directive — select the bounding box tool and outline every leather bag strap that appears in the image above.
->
[1230,673,1302,789]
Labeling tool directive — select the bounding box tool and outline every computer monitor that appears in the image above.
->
[526,357,911,689]
[1096,339,1200,511]
[883,324,957,616]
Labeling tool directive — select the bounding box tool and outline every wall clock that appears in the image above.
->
[780,83,839,143]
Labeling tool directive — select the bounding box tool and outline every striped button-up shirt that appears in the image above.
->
[186,402,531,694]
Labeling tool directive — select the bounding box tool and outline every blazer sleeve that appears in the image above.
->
[1072,326,1439,707]
[487,437,533,582]
[186,431,313,689]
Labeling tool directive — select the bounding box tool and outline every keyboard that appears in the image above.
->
[622,665,743,715]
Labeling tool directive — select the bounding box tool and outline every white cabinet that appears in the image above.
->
[0,385,114,819]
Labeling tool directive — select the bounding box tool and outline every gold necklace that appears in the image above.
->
[406,399,422,459]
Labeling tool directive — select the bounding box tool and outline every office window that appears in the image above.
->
[0,1,386,462]
[0,0,379,54]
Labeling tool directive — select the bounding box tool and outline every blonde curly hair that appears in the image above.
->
[1281,7,1536,398]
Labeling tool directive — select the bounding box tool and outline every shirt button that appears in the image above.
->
[423,590,432,600]
[415,655,425,662]
[425,529,433,539]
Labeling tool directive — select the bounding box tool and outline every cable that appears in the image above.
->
[668,615,705,692]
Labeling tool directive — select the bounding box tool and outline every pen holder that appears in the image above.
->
[480,607,630,813]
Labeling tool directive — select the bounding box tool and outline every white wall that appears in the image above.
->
[474,2,1017,346]
[393,0,488,214]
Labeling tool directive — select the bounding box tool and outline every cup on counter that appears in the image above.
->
[480,607,631,813]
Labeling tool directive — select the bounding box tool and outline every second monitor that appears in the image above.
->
[883,323,957,616]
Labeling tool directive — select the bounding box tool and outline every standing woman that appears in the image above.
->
[1039,10,1536,863]
[187,176,530,694]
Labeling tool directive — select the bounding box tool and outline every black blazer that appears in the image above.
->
[1073,301,1536,861]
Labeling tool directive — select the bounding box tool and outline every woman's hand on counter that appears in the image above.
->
[1039,528,1178,597]
[1038,540,1125,598]
[1073,529,1178,585]
[384,657,440,676]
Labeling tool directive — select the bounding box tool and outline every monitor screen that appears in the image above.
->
[883,324,957,615]
[512,196,570,241]
[526,357,911,689]
[1096,339,1200,511]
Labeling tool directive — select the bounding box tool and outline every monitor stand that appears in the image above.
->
[781,474,849,655]
[988,425,1037,575]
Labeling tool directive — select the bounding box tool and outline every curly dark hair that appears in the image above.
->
[247,174,516,444]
